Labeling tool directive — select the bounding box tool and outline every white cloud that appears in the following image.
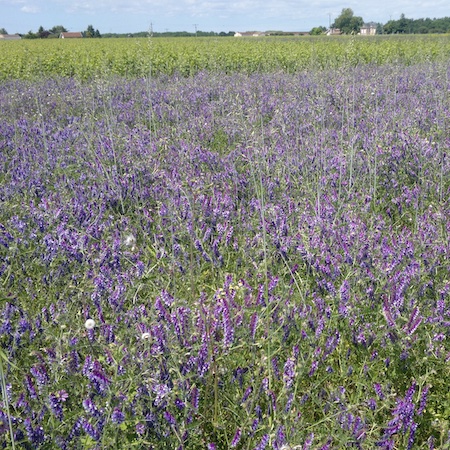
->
[21,5,40,13]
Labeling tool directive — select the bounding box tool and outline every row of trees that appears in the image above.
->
[2,25,232,39]
[383,14,450,34]
[321,8,450,35]
[102,31,235,38]
[15,25,101,39]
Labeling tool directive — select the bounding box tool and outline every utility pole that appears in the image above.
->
[193,24,198,36]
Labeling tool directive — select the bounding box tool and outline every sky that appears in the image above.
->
[1,0,449,35]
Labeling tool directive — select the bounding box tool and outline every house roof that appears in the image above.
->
[60,32,83,38]
[0,34,21,40]
[234,31,266,37]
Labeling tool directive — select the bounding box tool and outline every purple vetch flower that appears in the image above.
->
[68,349,80,373]
[68,418,83,441]
[271,357,280,380]
[417,385,429,415]
[83,397,103,418]
[82,357,111,394]
[267,390,277,412]
[250,418,259,435]
[111,407,125,424]
[207,444,217,450]
[319,439,333,450]
[30,364,50,390]
[340,279,350,302]
[197,343,210,378]
[164,410,176,427]
[303,433,314,449]
[374,383,384,400]
[377,382,417,447]
[262,377,269,393]
[268,276,279,293]
[309,360,318,377]
[367,398,377,411]
[255,404,263,420]
[283,357,295,389]
[48,392,66,421]
[407,422,417,450]
[25,375,38,400]
[191,386,199,410]
[225,226,233,245]
[24,418,45,445]
[155,296,171,322]
[382,297,396,327]
[231,428,242,447]
[136,422,145,435]
[16,392,30,411]
[405,307,422,335]
[101,324,115,343]
[175,398,185,410]
[222,299,234,347]
[254,433,269,450]
[274,425,286,449]
[250,312,258,340]
[241,386,253,404]
[284,392,294,413]
[152,383,170,406]
[82,355,93,375]
[81,418,100,441]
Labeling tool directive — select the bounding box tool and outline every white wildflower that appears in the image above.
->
[141,332,151,340]
[84,319,96,330]
[124,233,136,251]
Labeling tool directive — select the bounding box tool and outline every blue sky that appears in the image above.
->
[1,0,449,34]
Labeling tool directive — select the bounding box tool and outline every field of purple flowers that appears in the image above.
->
[0,61,449,449]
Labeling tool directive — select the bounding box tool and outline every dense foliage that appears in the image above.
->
[0,35,450,81]
[384,15,450,34]
[0,37,449,449]
[331,8,364,34]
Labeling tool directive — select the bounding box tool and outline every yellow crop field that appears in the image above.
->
[0,34,449,79]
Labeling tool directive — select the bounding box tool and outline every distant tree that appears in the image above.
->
[310,26,327,35]
[376,23,383,34]
[38,25,50,38]
[23,30,38,39]
[383,14,418,34]
[85,25,96,38]
[0,28,8,34]
[332,8,364,34]
[50,25,67,35]
[95,29,101,38]
[397,14,413,33]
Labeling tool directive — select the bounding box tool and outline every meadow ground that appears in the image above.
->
[0,35,450,449]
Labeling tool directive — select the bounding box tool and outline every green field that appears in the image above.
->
[1,34,450,79]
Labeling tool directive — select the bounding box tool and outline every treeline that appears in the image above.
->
[16,24,101,39]
[383,15,450,34]
[2,25,234,39]
[319,10,450,35]
[102,31,236,38]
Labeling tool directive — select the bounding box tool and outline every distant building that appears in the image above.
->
[0,34,21,40]
[234,31,266,37]
[59,32,83,38]
[360,22,377,35]
[266,31,310,36]
[326,28,341,35]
